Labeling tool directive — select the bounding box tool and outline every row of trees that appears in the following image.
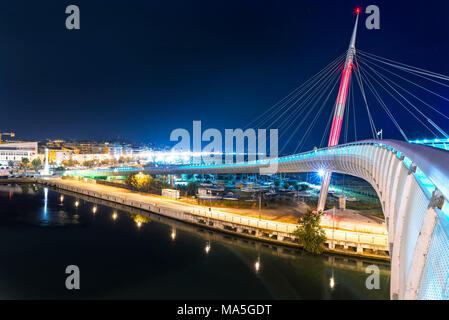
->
[60,156,133,168]
[8,158,42,172]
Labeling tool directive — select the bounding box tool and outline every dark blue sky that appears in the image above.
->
[1,0,448,153]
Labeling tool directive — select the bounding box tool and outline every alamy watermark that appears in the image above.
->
[65,5,80,30]
[170,121,279,174]
[65,265,80,290]
[365,5,380,30]
[365,264,380,290]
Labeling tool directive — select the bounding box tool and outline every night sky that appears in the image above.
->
[0,0,448,153]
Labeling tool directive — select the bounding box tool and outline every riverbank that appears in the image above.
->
[6,177,390,260]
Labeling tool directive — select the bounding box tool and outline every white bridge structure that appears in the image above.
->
[152,139,448,300]
[65,138,449,299]
[62,10,449,300]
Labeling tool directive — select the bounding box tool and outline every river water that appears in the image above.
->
[0,184,390,299]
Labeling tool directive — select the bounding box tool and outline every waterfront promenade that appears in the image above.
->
[37,177,389,259]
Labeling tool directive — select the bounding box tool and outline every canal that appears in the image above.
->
[0,184,390,299]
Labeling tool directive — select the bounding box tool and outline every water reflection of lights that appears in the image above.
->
[74,200,79,208]
[170,229,176,240]
[255,256,261,273]
[112,212,118,220]
[43,187,48,219]
[330,257,335,289]
[60,195,64,202]
[136,220,142,228]
[92,206,97,214]
[330,277,335,289]
[205,242,211,254]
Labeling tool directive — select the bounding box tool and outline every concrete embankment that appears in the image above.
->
[0,178,39,184]
[33,178,389,260]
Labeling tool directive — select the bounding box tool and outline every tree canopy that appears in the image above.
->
[293,210,327,254]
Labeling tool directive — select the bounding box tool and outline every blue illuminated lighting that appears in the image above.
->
[317,169,325,177]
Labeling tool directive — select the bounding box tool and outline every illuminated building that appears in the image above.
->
[0,142,38,165]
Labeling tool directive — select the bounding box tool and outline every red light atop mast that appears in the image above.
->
[355,7,361,15]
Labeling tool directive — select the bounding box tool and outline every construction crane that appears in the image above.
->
[0,132,15,144]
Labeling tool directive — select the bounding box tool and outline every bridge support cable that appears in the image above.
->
[276,63,342,138]
[428,119,449,139]
[353,56,377,138]
[269,62,342,149]
[319,102,336,148]
[248,58,345,134]
[279,65,341,135]
[266,56,345,135]
[248,65,335,131]
[357,51,449,103]
[358,59,447,138]
[356,56,449,122]
[358,65,409,141]
[292,72,342,154]
[343,79,354,144]
[358,49,449,83]
[351,79,357,141]
[359,64,439,138]
[244,53,346,130]
[279,69,341,154]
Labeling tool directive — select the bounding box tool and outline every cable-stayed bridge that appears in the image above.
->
[68,138,449,299]
[63,10,449,299]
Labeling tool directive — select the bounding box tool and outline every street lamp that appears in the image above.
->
[207,189,212,211]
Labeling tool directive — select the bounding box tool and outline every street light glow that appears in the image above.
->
[318,169,325,177]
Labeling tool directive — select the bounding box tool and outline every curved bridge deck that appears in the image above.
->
[65,139,449,299]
